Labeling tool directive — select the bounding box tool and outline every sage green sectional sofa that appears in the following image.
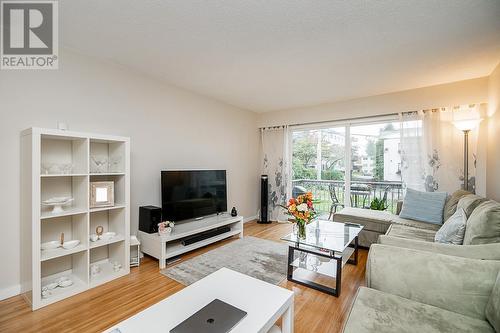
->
[333,191,500,253]
[380,193,500,259]
[342,244,500,333]
[342,192,500,332]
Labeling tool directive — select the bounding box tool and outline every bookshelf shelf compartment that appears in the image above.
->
[41,136,88,175]
[89,174,126,207]
[40,176,88,217]
[40,251,88,307]
[90,242,126,288]
[41,214,88,261]
[90,140,126,174]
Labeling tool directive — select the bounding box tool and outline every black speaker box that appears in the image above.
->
[139,205,162,233]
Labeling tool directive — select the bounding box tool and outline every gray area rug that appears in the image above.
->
[161,236,288,286]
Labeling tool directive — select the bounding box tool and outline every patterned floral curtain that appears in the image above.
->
[261,126,290,221]
[400,105,480,194]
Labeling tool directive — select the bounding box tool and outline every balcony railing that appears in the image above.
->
[291,179,403,216]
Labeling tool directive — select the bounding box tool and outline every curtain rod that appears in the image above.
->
[258,112,399,130]
[259,125,288,130]
[259,103,482,129]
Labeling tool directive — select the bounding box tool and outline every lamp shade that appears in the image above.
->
[453,118,482,131]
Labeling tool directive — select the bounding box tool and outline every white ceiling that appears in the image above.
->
[61,1,500,112]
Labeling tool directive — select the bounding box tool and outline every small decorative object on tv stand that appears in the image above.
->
[158,221,174,235]
[139,214,244,269]
[21,127,130,310]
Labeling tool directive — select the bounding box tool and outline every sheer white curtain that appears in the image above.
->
[261,126,290,222]
[400,106,479,193]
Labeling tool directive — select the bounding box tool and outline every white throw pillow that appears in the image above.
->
[434,208,467,245]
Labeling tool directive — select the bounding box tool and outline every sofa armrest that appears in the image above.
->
[366,244,500,320]
[378,235,500,260]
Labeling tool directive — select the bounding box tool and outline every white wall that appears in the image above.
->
[487,62,500,201]
[258,77,489,127]
[0,49,260,299]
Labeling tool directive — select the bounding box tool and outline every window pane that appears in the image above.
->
[292,129,319,180]
[350,122,403,212]
[320,128,345,181]
[291,127,345,218]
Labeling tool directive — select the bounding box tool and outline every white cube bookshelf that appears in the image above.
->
[21,128,130,310]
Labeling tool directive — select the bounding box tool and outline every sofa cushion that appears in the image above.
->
[391,215,442,231]
[386,224,436,242]
[434,208,467,245]
[342,287,494,333]
[486,272,500,333]
[400,188,447,224]
[333,207,392,234]
[443,190,470,221]
[463,200,500,245]
[457,194,487,218]
[356,229,381,248]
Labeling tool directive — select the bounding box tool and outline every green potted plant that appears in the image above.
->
[370,197,388,211]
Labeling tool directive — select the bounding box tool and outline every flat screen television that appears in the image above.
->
[161,170,227,222]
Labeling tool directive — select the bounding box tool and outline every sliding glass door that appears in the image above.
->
[291,118,403,218]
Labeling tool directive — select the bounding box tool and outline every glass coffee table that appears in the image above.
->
[281,220,363,297]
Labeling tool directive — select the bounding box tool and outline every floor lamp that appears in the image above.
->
[452,119,482,191]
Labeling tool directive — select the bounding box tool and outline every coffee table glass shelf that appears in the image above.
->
[281,220,363,297]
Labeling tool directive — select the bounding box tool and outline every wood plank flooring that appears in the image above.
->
[0,221,367,333]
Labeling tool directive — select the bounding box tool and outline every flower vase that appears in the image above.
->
[296,220,307,239]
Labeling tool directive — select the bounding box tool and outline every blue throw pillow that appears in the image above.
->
[400,188,448,224]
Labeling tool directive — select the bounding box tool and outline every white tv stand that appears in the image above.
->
[138,214,243,269]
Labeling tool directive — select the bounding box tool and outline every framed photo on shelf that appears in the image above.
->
[90,181,114,208]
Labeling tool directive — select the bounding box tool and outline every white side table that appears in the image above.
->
[130,235,141,267]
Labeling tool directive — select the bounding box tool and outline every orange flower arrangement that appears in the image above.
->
[284,192,317,238]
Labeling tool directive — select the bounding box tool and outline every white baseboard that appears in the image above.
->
[243,215,258,223]
[0,284,21,301]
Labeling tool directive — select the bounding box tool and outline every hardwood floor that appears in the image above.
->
[0,221,366,333]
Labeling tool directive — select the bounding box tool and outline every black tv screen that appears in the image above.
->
[161,170,227,222]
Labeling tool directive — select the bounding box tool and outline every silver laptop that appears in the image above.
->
[170,299,247,333]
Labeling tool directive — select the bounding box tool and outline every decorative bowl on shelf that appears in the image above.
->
[101,231,116,240]
[62,240,80,249]
[90,156,109,173]
[41,241,60,251]
[41,163,74,175]
[108,156,122,173]
[113,261,122,272]
[90,264,101,276]
[58,279,74,288]
[42,276,74,298]
[55,276,73,287]
[42,197,74,214]
[43,282,59,290]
